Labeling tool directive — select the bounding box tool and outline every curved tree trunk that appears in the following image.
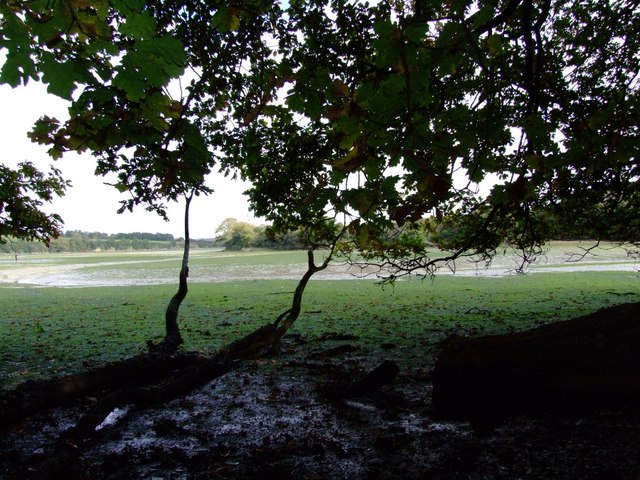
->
[218,247,337,361]
[150,191,194,354]
[276,248,333,332]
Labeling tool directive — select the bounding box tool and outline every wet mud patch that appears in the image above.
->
[1,341,640,479]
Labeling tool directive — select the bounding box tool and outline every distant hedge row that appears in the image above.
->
[0,231,213,254]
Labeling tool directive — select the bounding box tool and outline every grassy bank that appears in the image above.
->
[1,269,638,389]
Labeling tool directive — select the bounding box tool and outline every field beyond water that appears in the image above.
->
[1,243,639,479]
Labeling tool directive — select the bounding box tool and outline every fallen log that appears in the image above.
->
[432,302,640,430]
[0,352,210,429]
[1,320,292,432]
[32,322,289,478]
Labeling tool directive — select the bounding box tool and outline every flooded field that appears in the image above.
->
[0,242,637,287]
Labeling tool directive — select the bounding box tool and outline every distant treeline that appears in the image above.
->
[0,221,309,254]
[1,215,608,256]
[0,231,213,254]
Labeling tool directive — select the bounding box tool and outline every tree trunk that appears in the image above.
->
[0,352,208,429]
[217,248,337,361]
[275,248,332,332]
[150,192,194,353]
[432,302,640,430]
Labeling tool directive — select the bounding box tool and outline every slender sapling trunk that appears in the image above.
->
[150,191,194,353]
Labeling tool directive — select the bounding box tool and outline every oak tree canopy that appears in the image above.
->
[1,0,638,275]
[1,2,639,465]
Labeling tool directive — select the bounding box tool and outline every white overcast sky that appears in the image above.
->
[0,81,255,239]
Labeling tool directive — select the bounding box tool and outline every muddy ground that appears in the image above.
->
[1,333,640,480]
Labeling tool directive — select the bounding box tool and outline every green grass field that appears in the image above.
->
[0,246,638,389]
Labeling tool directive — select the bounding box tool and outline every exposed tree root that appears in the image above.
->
[40,359,232,479]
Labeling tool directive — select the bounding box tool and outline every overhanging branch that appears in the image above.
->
[473,0,523,36]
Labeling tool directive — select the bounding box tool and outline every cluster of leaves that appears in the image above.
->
[1,0,211,220]
[0,162,68,246]
[217,0,640,277]
[2,0,639,275]
[144,0,347,248]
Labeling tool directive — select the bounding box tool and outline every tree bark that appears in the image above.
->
[150,192,194,353]
[0,352,208,429]
[432,302,640,430]
[218,247,338,361]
